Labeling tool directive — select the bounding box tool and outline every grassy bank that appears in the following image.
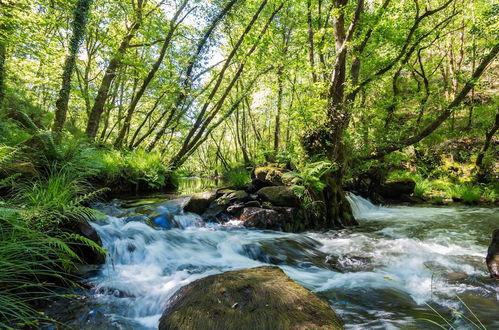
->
[0,122,177,326]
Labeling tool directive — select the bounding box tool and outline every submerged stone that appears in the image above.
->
[159,266,343,330]
[153,215,171,229]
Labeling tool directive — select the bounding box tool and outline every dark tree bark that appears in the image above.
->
[0,31,6,106]
[52,0,93,137]
[306,0,317,83]
[273,65,283,152]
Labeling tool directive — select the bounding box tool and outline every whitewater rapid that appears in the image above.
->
[86,194,499,329]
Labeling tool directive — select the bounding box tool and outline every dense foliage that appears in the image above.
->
[0,0,497,325]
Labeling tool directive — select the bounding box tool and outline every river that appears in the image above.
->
[79,191,498,329]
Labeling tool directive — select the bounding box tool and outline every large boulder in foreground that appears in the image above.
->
[183,190,217,214]
[486,229,499,280]
[256,186,299,207]
[159,266,343,330]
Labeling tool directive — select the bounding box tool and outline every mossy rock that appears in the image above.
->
[184,190,217,214]
[257,186,299,207]
[253,166,286,186]
[159,266,343,330]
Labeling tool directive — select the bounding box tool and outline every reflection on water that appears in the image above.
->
[176,177,222,195]
[81,194,498,329]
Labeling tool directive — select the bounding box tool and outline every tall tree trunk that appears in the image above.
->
[304,0,364,228]
[0,3,13,107]
[0,32,6,107]
[85,21,141,140]
[273,65,284,152]
[53,0,92,138]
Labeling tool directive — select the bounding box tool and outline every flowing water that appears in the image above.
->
[79,194,498,329]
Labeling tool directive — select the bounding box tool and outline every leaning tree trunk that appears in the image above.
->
[53,0,92,137]
[85,22,140,140]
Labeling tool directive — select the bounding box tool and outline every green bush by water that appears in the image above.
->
[223,167,251,188]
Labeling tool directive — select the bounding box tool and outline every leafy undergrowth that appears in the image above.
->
[0,145,105,327]
[222,166,251,188]
[388,170,498,204]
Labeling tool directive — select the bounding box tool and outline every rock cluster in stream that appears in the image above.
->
[486,229,499,280]
[159,266,343,330]
[183,166,309,232]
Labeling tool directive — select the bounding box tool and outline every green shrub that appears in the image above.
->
[414,179,433,198]
[11,167,105,231]
[223,167,251,188]
[482,183,498,203]
[122,149,170,188]
[282,160,337,200]
[448,183,482,204]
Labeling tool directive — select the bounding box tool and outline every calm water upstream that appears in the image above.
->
[84,193,498,329]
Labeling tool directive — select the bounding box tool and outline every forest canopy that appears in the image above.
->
[0,0,497,204]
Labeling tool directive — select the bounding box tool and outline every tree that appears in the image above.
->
[52,0,93,137]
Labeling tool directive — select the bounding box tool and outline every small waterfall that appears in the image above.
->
[346,192,389,219]
[81,195,499,329]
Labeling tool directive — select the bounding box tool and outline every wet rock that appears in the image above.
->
[226,190,249,201]
[153,215,171,229]
[326,255,375,272]
[256,186,299,207]
[226,203,245,215]
[183,190,217,214]
[375,179,416,199]
[65,220,105,265]
[268,206,306,232]
[446,272,469,282]
[159,266,343,330]
[216,190,250,205]
[244,200,261,208]
[240,207,284,230]
[486,229,499,280]
[245,178,270,193]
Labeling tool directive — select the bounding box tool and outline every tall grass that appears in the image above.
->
[0,210,79,328]
[448,183,482,204]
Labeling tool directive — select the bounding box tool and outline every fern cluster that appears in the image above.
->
[282,160,338,199]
